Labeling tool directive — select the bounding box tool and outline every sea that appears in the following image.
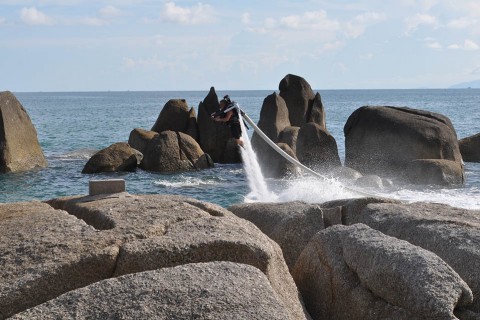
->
[1,89,479,210]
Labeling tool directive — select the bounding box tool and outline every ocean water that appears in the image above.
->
[1,89,479,209]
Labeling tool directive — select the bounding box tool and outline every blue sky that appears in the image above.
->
[0,0,479,91]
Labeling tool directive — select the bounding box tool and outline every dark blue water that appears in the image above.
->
[1,89,479,209]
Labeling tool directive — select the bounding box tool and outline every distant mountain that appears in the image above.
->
[449,79,480,89]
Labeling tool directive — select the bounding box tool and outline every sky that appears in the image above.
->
[0,0,479,91]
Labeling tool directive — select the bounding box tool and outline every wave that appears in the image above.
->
[154,176,220,188]
[48,148,98,161]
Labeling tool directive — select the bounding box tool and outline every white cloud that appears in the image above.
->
[447,39,479,50]
[471,66,480,74]
[344,11,386,38]
[447,17,478,29]
[279,10,340,32]
[360,52,374,60]
[404,13,438,34]
[123,56,166,70]
[100,5,122,19]
[241,12,250,25]
[20,6,54,25]
[161,2,214,25]
[425,41,441,49]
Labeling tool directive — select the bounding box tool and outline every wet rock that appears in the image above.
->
[12,262,292,320]
[406,158,464,185]
[354,174,384,189]
[292,224,473,320]
[459,133,480,162]
[329,166,363,181]
[0,91,47,173]
[82,142,142,174]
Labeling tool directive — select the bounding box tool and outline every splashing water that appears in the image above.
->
[238,111,278,202]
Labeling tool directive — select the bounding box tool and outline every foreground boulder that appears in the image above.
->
[0,91,47,173]
[12,262,291,320]
[197,87,240,163]
[333,200,480,313]
[141,130,214,173]
[82,142,142,174]
[344,106,463,184]
[293,223,473,320]
[459,133,480,162]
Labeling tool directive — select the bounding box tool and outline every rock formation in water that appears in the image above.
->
[0,91,47,173]
[82,142,142,174]
[459,133,480,162]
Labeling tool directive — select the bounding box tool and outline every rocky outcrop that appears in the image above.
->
[127,127,157,155]
[296,122,341,172]
[279,126,300,154]
[307,92,326,129]
[151,99,190,134]
[229,202,328,270]
[279,74,316,127]
[344,106,463,184]
[12,262,293,320]
[81,142,142,174]
[336,200,480,313]
[292,223,473,320]
[3,194,311,319]
[141,130,213,173]
[459,133,480,162]
[0,91,47,173]
[186,107,199,142]
[406,158,464,185]
[197,87,240,163]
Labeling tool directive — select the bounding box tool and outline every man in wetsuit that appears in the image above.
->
[212,95,244,147]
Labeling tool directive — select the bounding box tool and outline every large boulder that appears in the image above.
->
[251,92,294,178]
[151,99,190,134]
[186,107,199,142]
[48,194,311,320]
[12,262,292,320]
[279,74,316,127]
[0,91,47,173]
[141,130,214,173]
[197,87,240,163]
[292,223,473,320]
[296,122,341,172]
[229,201,327,270]
[81,142,142,174]
[336,200,480,313]
[344,106,463,184]
[459,133,480,162]
[127,127,157,155]
[0,201,120,318]
[405,158,464,185]
[279,126,300,154]
[307,92,326,129]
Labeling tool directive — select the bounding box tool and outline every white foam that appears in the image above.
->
[155,177,218,188]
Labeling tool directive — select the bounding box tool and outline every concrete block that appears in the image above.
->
[89,179,125,196]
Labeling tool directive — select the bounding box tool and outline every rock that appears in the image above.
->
[329,166,363,181]
[141,130,214,173]
[12,262,292,320]
[127,128,158,155]
[0,201,120,319]
[186,107,199,142]
[307,92,326,129]
[279,126,300,154]
[151,99,190,134]
[0,91,47,173]
[252,92,293,178]
[344,106,463,184]
[48,194,311,320]
[459,133,480,162]
[197,87,240,163]
[341,200,480,313]
[279,74,316,127]
[354,174,384,189]
[292,224,473,320]
[296,122,341,171]
[81,142,142,174]
[406,158,464,185]
[229,201,325,270]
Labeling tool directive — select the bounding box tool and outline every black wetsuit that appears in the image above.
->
[226,107,241,139]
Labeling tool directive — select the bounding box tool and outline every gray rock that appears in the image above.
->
[307,92,326,129]
[127,127,158,155]
[0,201,119,319]
[279,74,316,127]
[197,87,240,163]
[459,133,480,162]
[141,130,213,172]
[82,142,142,174]
[12,262,291,320]
[354,174,384,189]
[329,166,363,181]
[229,201,325,270]
[151,99,190,134]
[342,201,480,312]
[292,224,473,320]
[0,91,47,173]
[296,122,341,171]
[185,107,199,142]
[48,194,311,320]
[406,158,464,185]
[344,106,463,184]
[279,126,300,154]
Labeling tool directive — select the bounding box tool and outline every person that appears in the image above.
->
[211,95,244,147]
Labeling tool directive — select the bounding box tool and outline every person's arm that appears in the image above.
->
[213,110,233,122]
